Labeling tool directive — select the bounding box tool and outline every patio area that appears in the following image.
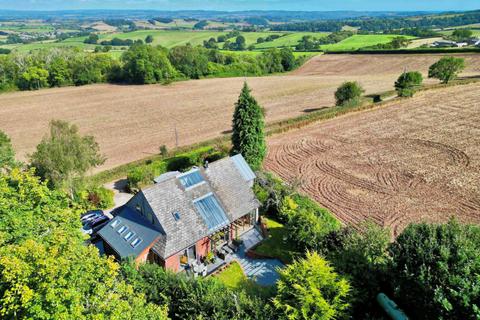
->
[232,228,284,286]
[187,227,284,286]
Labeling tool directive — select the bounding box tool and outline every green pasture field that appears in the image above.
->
[97,30,282,48]
[254,32,329,49]
[320,34,416,51]
[439,29,480,37]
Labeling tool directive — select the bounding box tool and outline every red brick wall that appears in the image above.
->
[196,237,210,259]
[135,237,160,264]
[164,254,180,272]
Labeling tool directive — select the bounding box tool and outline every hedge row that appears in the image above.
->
[126,145,228,191]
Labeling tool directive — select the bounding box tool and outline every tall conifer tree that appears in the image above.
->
[231,82,266,170]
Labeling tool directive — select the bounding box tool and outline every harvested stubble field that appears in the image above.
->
[1,53,480,171]
[266,83,480,235]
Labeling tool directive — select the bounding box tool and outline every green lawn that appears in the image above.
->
[214,261,276,298]
[252,217,299,264]
[214,261,247,289]
[320,34,416,51]
[255,32,329,49]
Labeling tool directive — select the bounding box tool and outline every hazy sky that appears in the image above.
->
[1,0,478,11]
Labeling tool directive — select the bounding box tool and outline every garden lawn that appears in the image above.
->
[252,217,299,264]
[214,262,247,289]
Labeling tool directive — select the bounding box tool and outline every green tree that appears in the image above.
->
[17,66,49,90]
[30,120,105,192]
[231,82,266,171]
[145,35,154,43]
[122,44,177,84]
[390,219,480,320]
[235,35,247,50]
[0,169,168,320]
[48,57,73,87]
[84,33,99,44]
[273,252,351,320]
[328,223,391,318]
[168,45,209,79]
[0,130,15,168]
[451,29,473,42]
[335,81,364,107]
[428,56,466,84]
[394,71,423,97]
[280,47,297,71]
[122,262,273,320]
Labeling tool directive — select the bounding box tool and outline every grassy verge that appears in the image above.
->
[252,218,300,264]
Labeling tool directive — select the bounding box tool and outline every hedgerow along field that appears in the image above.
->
[1,53,479,171]
[266,82,480,235]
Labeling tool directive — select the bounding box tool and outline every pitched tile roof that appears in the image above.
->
[99,155,259,261]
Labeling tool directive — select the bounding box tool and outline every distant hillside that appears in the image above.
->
[0,9,440,22]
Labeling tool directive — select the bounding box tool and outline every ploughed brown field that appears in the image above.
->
[1,53,480,171]
[266,82,480,235]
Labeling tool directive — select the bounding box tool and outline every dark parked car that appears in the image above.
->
[82,215,109,235]
[81,210,104,225]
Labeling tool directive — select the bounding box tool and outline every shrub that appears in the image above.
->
[335,81,364,107]
[394,71,423,97]
[76,185,114,210]
[273,252,351,320]
[428,56,465,84]
[127,166,154,191]
[327,222,391,318]
[390,219,480,320]
[159,145,168,157]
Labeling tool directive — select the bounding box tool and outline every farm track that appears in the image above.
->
[265,82,480,235]
[1,53,480,171]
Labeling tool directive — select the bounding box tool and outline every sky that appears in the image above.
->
[0,0,478,12]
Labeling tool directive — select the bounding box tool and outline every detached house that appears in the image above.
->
[98,154,260,272]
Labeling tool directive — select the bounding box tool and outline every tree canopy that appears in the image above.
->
[395,71,423,97]
[0,130,15,169]
[390,219,480,320]
[334,81,364,107]
[30,120,105,191]
[273,251,351,320]
[0,169,168,319]
[121,44,177,84]
[428,56,466,84]
[231,82,266,171]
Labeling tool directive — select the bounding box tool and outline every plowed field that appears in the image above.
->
[266,83,480,234]
[1,53,479,171]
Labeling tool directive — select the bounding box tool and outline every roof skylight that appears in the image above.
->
[131,238,143,248]
[178,170,204,189]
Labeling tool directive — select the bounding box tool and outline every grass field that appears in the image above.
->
[254,32,329,49]
[320,34,416,51]
[1,29,417,54]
